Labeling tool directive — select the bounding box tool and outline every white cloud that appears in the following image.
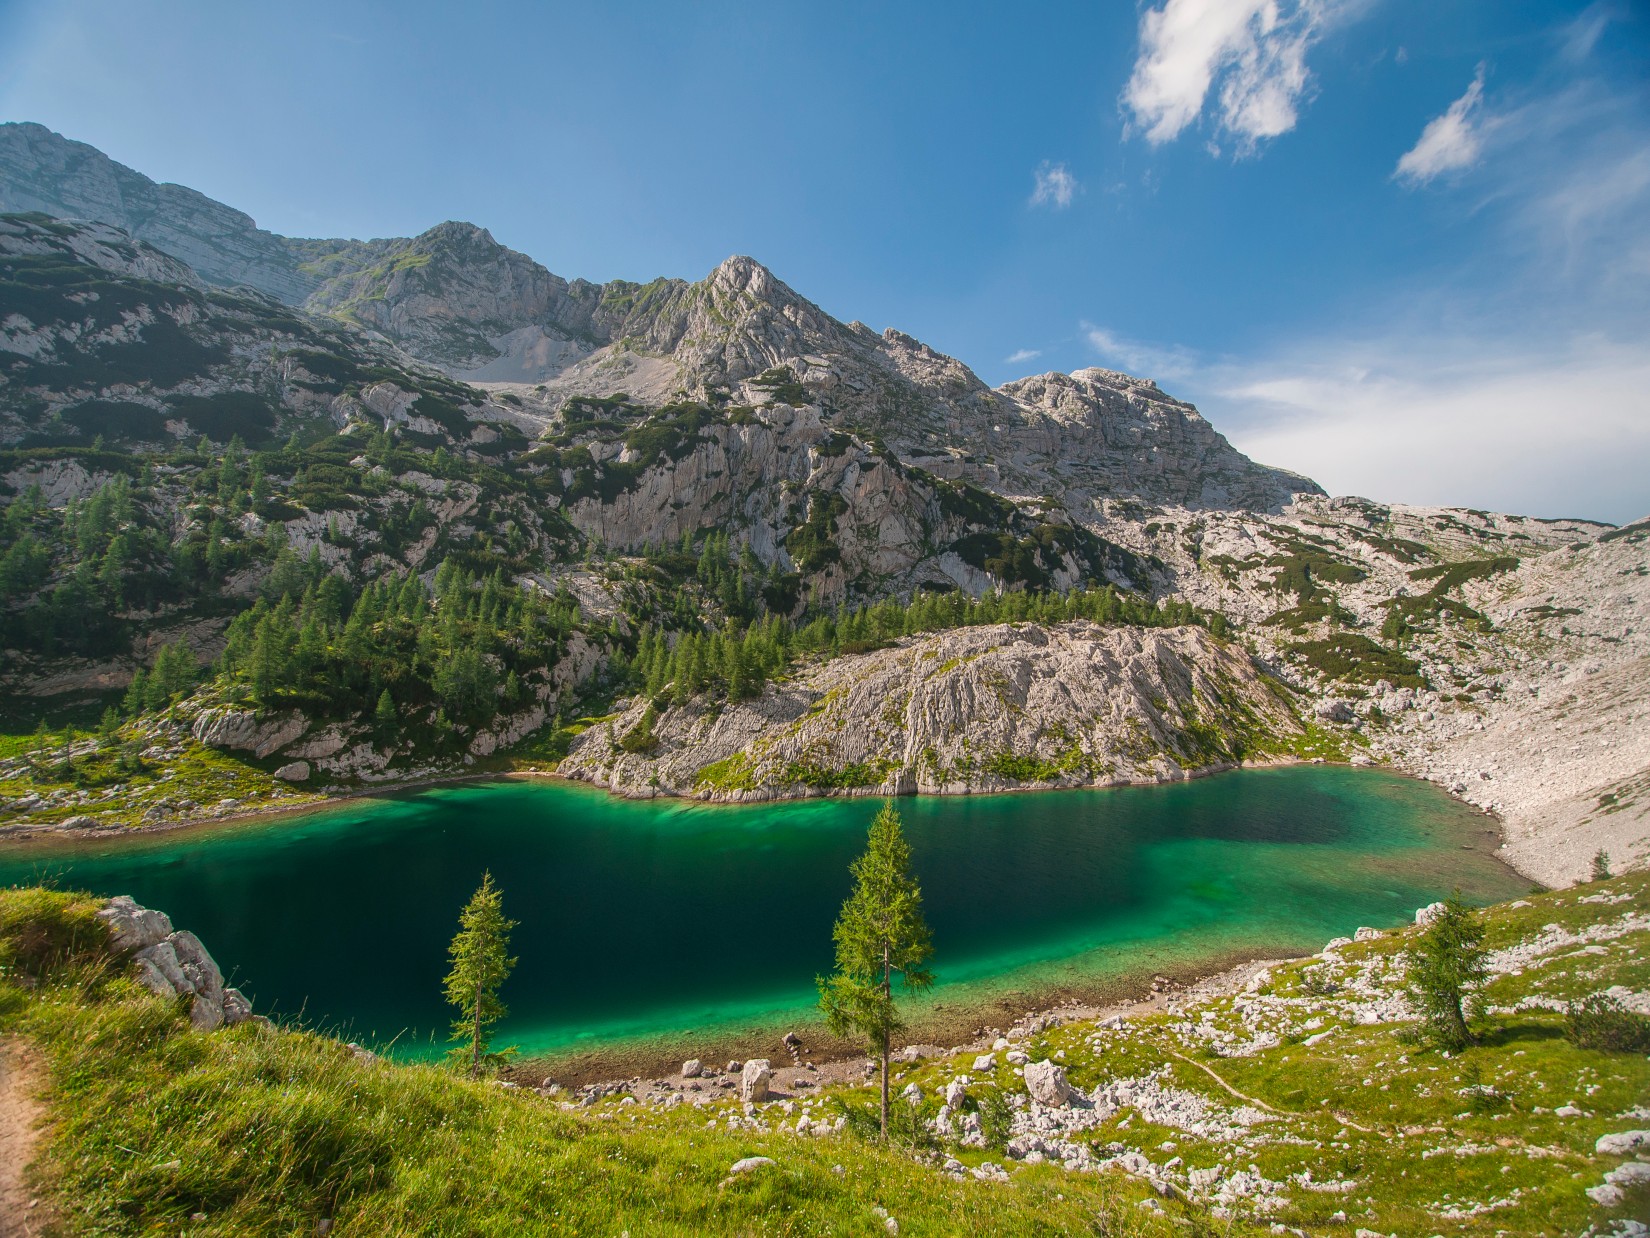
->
[1082,322,1199,381]
[1030,161,1077,208]
[1215,337,1650,524]
[1005,348,1043,365]
[1122,0,1343,152]
[1394,65,1489,185]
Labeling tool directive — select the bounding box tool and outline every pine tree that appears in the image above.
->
[373,689,399,744]
[443,872,518,1075]
[818,803,934,1140]
[1405,893,1488,1052]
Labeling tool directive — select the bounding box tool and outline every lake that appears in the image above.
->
[0,766,1528,1072]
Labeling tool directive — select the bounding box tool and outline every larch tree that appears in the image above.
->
[444,871,518,1075]
[818,802,934,1140]
[1405,892,1488,1052]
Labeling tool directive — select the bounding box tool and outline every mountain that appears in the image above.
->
[0,121,319,302]
[0,122,1314,515]
[0,124,1645,888]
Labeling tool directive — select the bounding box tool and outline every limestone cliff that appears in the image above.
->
[560,623,1304,801]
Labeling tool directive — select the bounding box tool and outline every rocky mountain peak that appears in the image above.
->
[707,254,777,295]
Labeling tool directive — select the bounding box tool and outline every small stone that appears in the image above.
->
[729,1156,775,1175]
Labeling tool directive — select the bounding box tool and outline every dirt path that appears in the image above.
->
[0,1038,48,1238]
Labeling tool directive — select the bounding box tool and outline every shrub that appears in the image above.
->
[977,1089,1013,1150]
[1565,994,1650,1052]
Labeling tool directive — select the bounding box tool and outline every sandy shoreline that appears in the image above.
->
[503,951,1298,1092]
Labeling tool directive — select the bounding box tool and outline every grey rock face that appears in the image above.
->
[191,709,309,759]
[133,941,190,994]
[563,622,1298,801]
[168,930,225,1006]
[95,895,173,952]
[0,121,318,301]
[998,369,1318,513]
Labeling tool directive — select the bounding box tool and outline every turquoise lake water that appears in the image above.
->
[0,767,1528,1068]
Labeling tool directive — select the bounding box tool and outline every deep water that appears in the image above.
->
[0,766,1528,1066]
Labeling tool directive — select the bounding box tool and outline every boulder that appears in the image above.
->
[1607,1161,1650,1187]
[681,1059,703,1079]
[944,1079,968,1108]
[1415,902,1446,927]
[97,895,172,952]
[274,760,310,782]
[1315,699,1355,724]
[729,1157,775,1175]
[740,1058,771,1103]
[190,707,308,758]
[973,1053,996,1072]
[222,987,254,1026]
[1596,1130,1650,1156]
[1024,1059,1075,1107]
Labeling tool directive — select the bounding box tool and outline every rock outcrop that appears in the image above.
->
[95,896,254,1031]
[562,622,1302,801]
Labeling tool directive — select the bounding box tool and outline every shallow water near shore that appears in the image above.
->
[0,766,1528,1071]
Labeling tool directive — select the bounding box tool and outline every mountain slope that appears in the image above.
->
[0,122,319,302]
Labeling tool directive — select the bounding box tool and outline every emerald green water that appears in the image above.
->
[0,768,1526,1067]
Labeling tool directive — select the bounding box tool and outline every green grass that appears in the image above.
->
[1,889,1181,1236]
[4,872,1648,1234]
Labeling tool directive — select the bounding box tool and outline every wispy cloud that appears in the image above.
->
[1394,64,1489,185]
[1560,2,1616,63]
[1005,348,1043,365]
[1081,322,1199,381]
[1122,0,1347,153]
[1216,336,1650,523]
[1030,161,1078,208]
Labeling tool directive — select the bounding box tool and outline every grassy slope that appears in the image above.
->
[2,875,1647,1236]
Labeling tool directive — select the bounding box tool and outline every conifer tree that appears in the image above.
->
[1405,892,1488,1052]
[444,872,518,1075]
[818,803,934,1139]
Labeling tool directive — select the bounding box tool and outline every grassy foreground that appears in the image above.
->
[3,874,1648,1235]
[0,888,1182,1236]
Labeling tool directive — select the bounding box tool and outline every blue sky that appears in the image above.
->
[2,0,1647,522]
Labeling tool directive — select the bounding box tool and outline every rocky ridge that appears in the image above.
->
[561,622,1303,800]
[0,122,319,302]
